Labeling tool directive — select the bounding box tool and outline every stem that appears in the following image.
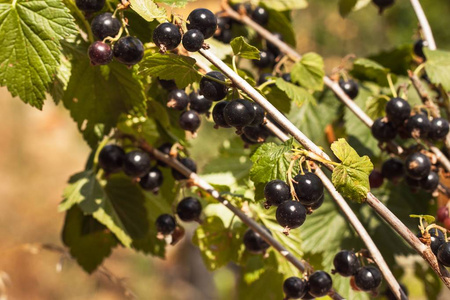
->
[68,0,94,43]
[232,55,238,73]
[387,74,398,98]
[258,79,276,91]
[198,72,231,86]
[414,63,426,77]
[408,70,440,118]
[409,0,437,50]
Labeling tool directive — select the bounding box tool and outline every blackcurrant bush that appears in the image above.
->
[339,79,359,100]
[385,283,408,300]
[113,36,144,65]
[155,214,176,235]
[429,118,449,140]
[179,110,201,133]
[437,206,449,223]
[223,99,256,128]
[253,50,275,69]
[251,6,269,26]
[333,250,361,277]
[167,89,189,110]
[371,118,397,141]
[282,73,292,83]
[293,172,324,206]
[157,142,173,167]
[385,97,411,126]
[372,0,395,13]
[264,180,291,207]
[243,125,270,143]
[283,277,307,299]
[88,41,113,66]
[91,12,121,40]
[123,150,152,178]
[405,114,430,138]
[139,166,164,191]
[182,29,204,52]
[212,101,231,128]
[189,92,212,114]
[420,171,439,192]
[158,78,177,91]
[381,158,404,181]
[200,71,228,101]
[98,144,125,173]
[308,271,333,297]
[276,200,307,229]
[369,170,384,188]
[243,226,271,254]
[437,242,450,267]
[414,39,428,60]
[172,157,197,180]
[187,8,217,39]
[176,196,202,222]
[75,0,104,12]
[249,102,265,126]
[418,228,445,255]
[354,266,382,291]
[267,32,282,57]
[404,152,431,180]
[153,23,182,51]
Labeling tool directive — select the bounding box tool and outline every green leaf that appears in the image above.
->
[263,85,292,114]
[264,6,296,46]
[230,37,260,60]
[338,0,357,17]
[0,0,77,108]
[117,114,160,146]
[351,58,393,87]
[259,0,308,11]
[410,214,435,224]
[156,0,194,7]
[291,53,325,91]
[62,206,118,273]
[275,78,316,107]
[331,138,373,203]
[366,95,388,120]
[368,45,413,76]
[129,0,167,22]
[140,53,202,88]
[424,48,450,92]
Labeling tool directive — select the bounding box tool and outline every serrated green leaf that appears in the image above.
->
[157,0,194,7]
[275,78,316,107]
[259,0,308,11]
[0,0,77,108]
[338,0,357,17]
[231,37,260,60]
[129,0,167,22]
[140,53,202,88]
[331,138,373,203]
[366,95,388,120]
[291,53,325,91]
[351,58,394,87]
[424,48,450,92]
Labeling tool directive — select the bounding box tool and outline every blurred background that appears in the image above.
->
[1,0,450,299]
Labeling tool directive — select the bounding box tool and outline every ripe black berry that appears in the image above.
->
[139,167,164,191]
[354,266,382,291]
[276,200,307,229]
[429,118,450,140]
[437,242,450,267]
[253,50,275,69]
[372,0,395,13]
[182,29,204,52]
[212,101,231,128]
[153,23,182,51]
[167,89,189,110]
[217,16,232,31]
[123,150,152,178]
[333,250,361,277]
[385,97,411,126]
[249,102,265,126]
[414,39,428,60]
[243,125,270,143]
[301,291,315,300]
[176,196,202,222]
[155,214,176,235]
[189,92,212,114]
[308,271,333,297]
[339,79,359,100]
[223,99,256,128]
[371,118,397,141]
[381,158,404,181]
[283,277,307,299]
[420,171,439,192]
[418,228,445,255]
[187,8,217,39]
[243,226,271,254]
[292,172,324,206]
[75,0,104,12]
[267,32,282,57]
[405,114,430,138]
[404,152,431,180]
[264,180,291,207]
[98,144,125,173]
[113,36,144,65]
[91,12,121,40]
[158,78,177,91]
[179,111,201,133]
[369,170,384,188]
[171,157,197,180]
[307,194,324,210]
[88,41,113,66]
[251,6,269,26]
[200,71,228,101]
[157,142,173,167]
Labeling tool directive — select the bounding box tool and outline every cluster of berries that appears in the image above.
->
[418,228,450,268]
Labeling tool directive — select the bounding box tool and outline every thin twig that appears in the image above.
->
[409,0,437,50]
[408,70,440,118]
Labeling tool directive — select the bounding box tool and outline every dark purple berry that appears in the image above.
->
[200,71,228,101]
[176,196,202,222]
[182,29,204,52]
[189,92,212,114]
[76,0,104,12]
[276,200,307,229]
[333,250,361,277]
[354,266,382,291]
[418,228,445,255]
[308,271,333,297]
[381,158,404,181]
[153,23,182,51]
[243,226,271,254]
[293,172,324,206]
[155,214,176,235]
[264,180,291,207]
[243,125,270,143]
[223,99,256,128]
[113,36,144,65]
[420,171,439,192]
[404,152,431,180]
[187,8,217,39]
[91,12,121,40]
[179,110,201,133]
[385,97,411,126]
[339,79,359,100]
[123,150,152,178]
[405,114,430,138]
[167,89,189,110]
[139,167,164,191]
[158,78,177,91]
[372,0,395,13]
[249,102,265,126]
[171,157,197,180]
[414,39,428,60]
[371,118,397,141]
[98,144,125,173]
[253,50,274,69]
[369,170,384,188]
[283,277,307,299]
[212,101,231,128]
[88,41,113,66]
[251,6,269,26]
[437,241,450,267]
[157,143,173,167]
[429,118,449,141]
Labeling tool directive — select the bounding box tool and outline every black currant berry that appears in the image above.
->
[354,266,382,291]
[182,29,204,52]
[333,250,361,277]
[123,150,152,178]
[339,79,359,100]
[418,228,445,255]
[414,39,428,60]
[91,12,121,40]
[212,101,231,128]
[88,41,113,66]
[240,134,258,145]
[282,73,292,83]
[200,71,228,101]
[176,196,202,222]
[371,118,397,141]
[179,111,201,133]
[404,152,431,180]
[307,194,324,210]
[243,125,270,143]
[75,0,104,12]
[251,6,269,26]
[420,171,439,192]
[267,32,282,57]
[223,99,256,128]
[381,158,404,181]
[155,214,176,235]
[171,157,197,180]
[187,8,217,39]
[385,97,411,126]
[437,242,450,267]
[98,144,125,173]
[276,200,307,229]
[429,118,450,140]
[369,170,384,188]
[264,180,291,207]
[385,283,408,300]
[167,89,189,110]
[308,271,333,297]
[405,114,430,138]
[153,23,182,51]
[253,50,275,69]
[283,277,307,299]
[293,172,324,206]
[189,92,212,114]
[372,0,395,13]
[139,167,164,191]
[217,16,232,31]
[243,226,271,254]
[249,102,265,126]
[158,78,177,91]
[113,36,144,65]
[157,142,173,167]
